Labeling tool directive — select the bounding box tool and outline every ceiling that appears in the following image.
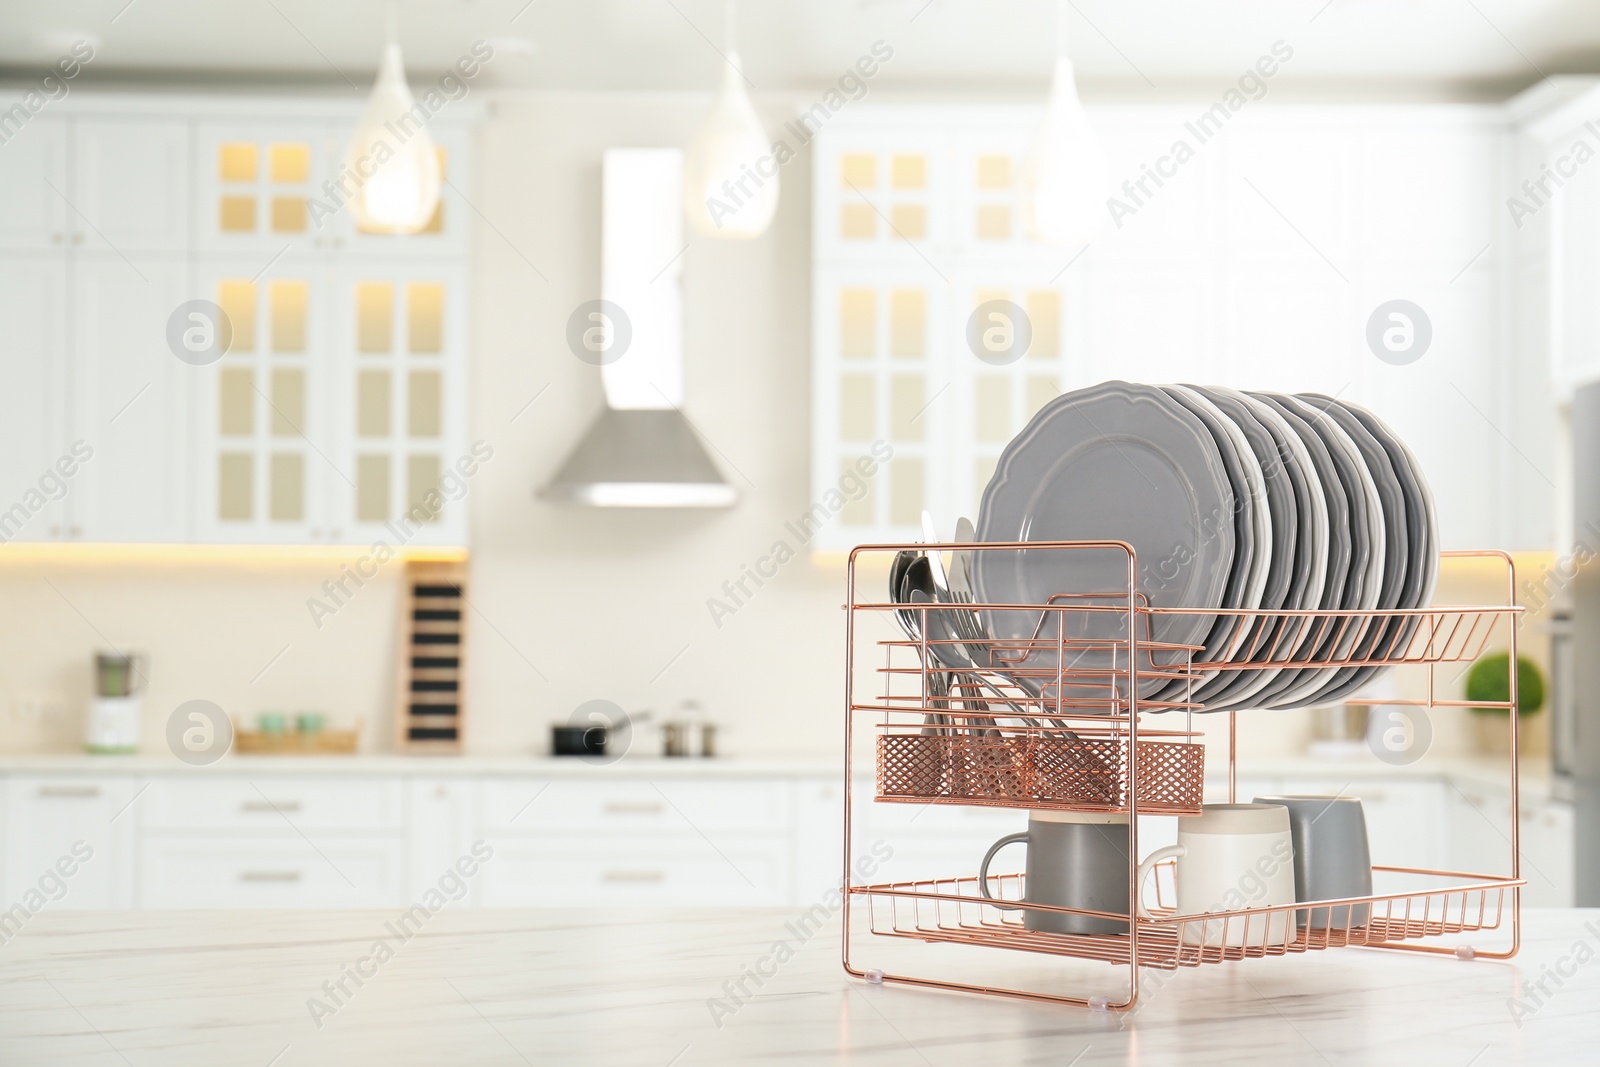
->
[1,0,1598,98]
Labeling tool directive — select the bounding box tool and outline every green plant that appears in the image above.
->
[1464,652,1545,716]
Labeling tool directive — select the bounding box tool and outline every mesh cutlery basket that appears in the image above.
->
[876,730,1205,813]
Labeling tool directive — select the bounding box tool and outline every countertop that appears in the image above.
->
[0,908,1592,1065]
[0,751,1553,799]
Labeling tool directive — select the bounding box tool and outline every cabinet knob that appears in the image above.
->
[69,525,82,538]
[49,524,61,536]
[71,233,84,244]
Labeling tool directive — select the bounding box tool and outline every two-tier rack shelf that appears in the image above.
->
[841,541,1525,1010]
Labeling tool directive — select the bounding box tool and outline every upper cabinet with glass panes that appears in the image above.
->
[194,120,471,256]
[0,95,476,548]
[810,108,1071,552]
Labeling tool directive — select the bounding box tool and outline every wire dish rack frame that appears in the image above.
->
[841,541,1526,1010]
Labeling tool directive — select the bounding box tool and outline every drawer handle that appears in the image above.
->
[603,802,665,815]
[37,785,101,799]
[239,871,302,883]
[241,800,301,813]
[602,870,665,883]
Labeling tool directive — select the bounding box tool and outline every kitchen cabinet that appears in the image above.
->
[193,118,470,258]
[0,118,68,249]
[136,775,404,909]
[73,117,190,253]
[325,260,470,547]
[192,257,337,543]
[0,762,1567,911]
[2,775,137,909]
[812,105,1521,551]
[72,257,192,542]
[0,258,69,543]
[140,838,404,908]
[477,778,795,906]
[1517,798,1575,907]
[0,96,475,548]
[407,778,475,901]
[1445,784,1574,906]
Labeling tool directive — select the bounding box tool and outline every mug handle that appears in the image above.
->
[977,832,1030,911]
[1135,844,1186,919]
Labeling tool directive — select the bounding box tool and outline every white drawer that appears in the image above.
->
[857,794,1025,836]
[140,777,403,833]
[139,838,403,908]
[479,778,789,835]
[477,836,789,907]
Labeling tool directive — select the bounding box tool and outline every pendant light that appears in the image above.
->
[1021,0,1108,246]
[347,1,441,235]
[682,0,778,239]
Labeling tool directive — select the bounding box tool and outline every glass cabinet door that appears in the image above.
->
[329,262,468,547]
[194,123,336,253]
[195,262,332,542]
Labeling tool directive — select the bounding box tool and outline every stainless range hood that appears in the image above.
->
[541,148,736,508]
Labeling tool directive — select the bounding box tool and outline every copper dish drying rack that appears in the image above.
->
[842,541,1525,1009]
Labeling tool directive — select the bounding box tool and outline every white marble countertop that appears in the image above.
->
[0,908,1591,1065]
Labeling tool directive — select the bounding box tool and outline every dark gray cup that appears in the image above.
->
[1254,794,1372,930]
[977,812,1131,935]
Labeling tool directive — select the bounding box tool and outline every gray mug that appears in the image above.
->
[978,811,1131,935]
[1254,794,1372,930]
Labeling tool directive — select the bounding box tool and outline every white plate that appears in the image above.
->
[1158,385,1271,705]
[1187,387,1310,711]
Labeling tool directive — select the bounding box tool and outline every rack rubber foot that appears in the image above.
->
[865,969,885,984]
[1455,945,1476,960]
[1089,996,1110,1012]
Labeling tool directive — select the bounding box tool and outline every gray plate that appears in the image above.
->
[1247,393,1352,708]
[1297,394,1411,703]
[974,381,1236,704]
[1320,396,1439,678]
[1157,385,1271,706]
[1269,394,1384,708]
[1186,386,1304,710]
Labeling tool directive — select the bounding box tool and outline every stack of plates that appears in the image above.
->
[972,381,1437,711]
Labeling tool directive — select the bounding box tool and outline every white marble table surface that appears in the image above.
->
[1,908,1594,1065]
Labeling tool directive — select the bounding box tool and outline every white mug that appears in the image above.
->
[1135,803,1296,947]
